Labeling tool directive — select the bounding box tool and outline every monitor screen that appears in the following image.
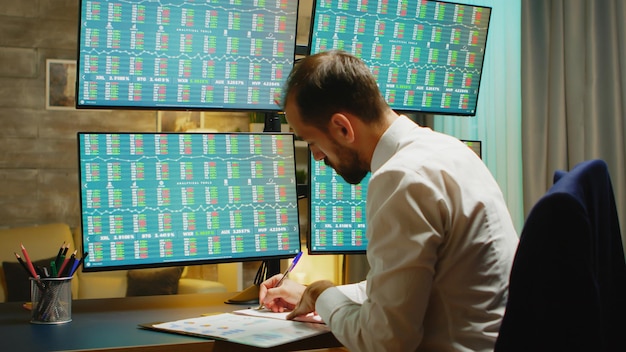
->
[77,132,301,271]
[308,152,370,254]
[308,0,491,116]
[76,0,299,111]
[461,139,482,158]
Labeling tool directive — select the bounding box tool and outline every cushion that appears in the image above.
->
[126,267,184,297]
[2,257,56,302]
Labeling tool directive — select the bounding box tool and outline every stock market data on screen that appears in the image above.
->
[76,1,298,110]
[308,154,370,254]
[77,132,301,271]
[309,0,491,115]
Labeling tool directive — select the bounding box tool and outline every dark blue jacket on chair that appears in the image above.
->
[495,159,626,351]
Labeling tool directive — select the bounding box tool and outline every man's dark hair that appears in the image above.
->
[282,50,389,131]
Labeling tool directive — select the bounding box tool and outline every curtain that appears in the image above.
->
[433,0,524,232]
[522,0,626,242]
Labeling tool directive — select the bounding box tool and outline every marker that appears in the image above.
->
[50,261,58,277]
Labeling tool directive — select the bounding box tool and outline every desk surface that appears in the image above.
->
[0,292,344,352]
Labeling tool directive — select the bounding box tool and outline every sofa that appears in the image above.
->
[0,223,227,302]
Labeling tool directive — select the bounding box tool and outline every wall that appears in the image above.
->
[0,0,156,229]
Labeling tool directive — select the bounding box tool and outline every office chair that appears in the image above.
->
[495,159,626,351]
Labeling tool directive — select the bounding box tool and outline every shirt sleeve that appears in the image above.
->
[336,281,367,303]
[315,168,445,352]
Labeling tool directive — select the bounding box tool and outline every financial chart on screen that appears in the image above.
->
[76,0,299,111]
[309,0,491,115]
[308,153,370,254]
[77,132,301,271]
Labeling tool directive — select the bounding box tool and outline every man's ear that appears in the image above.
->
[329,113,355,144]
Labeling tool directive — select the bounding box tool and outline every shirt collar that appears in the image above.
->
[371,115,418,173]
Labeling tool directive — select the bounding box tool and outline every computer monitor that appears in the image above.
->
[77,132,301,272]
[461,139,482,159]
[308,0,491,116]
[76,0,299,111]
[307,151,370,254]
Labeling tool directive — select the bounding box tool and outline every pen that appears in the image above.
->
[68,258,81,277]
[275,251,303,288]
[257,251,303,310]
[69,252,88,277]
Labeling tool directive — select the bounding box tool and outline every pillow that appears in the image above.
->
[126,267,184,297]
[2,257,56,302]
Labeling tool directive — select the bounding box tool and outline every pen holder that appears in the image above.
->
[30,277,72,324]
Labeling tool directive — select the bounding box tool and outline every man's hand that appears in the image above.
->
[286,280,335,320]
[259,274,306,312]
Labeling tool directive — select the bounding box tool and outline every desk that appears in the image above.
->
[0,292,345,351]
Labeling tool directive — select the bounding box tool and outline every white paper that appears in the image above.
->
[233,308,325,324]
[151,313,329,348]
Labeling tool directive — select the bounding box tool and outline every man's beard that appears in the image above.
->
[325,140,369,185]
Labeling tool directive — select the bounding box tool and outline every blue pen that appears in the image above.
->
[257,251,303,310]
[68,258,81,277]
[275,251,303,288]
[69,252,89,277]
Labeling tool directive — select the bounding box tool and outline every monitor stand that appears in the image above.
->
[224,284,260,305]
[224,259,281,305]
